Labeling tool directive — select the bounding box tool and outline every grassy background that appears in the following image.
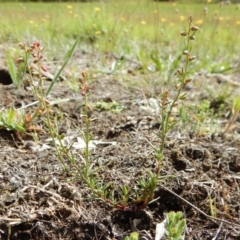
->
[0,0,239,136]
[0,1,239,75]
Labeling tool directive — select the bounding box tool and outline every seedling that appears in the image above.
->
[124,232,139,240]
[0,107,41,138]
[165,211,186,240]
[6,49,28,88]
[0,107,26,133]
[208,194,217,218]
[93,100,123,113]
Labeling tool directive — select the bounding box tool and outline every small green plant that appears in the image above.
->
[93,100,123,113]
[184,100,215,135]
[208,194,217,218]
[66,72,80,93]
[0,107,39,137]
[205,84,231,113]
[26,40,79,173]
[79,71,94,180]
[124,232,139,240]
[6,49,28,88]
[2,39,78,149]
[165,211,186,240]
[69,16,199,211]
[156,16,199,174]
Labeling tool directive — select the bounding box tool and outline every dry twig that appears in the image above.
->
[160,184,240,228]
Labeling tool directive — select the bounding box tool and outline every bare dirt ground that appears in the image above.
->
[0,49,240,240]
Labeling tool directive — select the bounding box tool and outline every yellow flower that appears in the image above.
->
[74,14,79,18]
[195,19,203,25]
[218,17,224,21]
[172,3,177,6]
[170,22,175,26]
[29,20,34,24]
[236,21,240,25]
[141,20,146,25]
[154,10,157,14]
[69,11,73,15]
[207,0,212,3]
[120,17,125,22]
[95,31,101,35]
[161,18,166,23]
[67,5,73,10]
[180,16,185,21]
[94,7,101,12]
[92,24,97,28]
[41,18,46,22]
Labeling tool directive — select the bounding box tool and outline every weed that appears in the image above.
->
[45,38,79,97]
[79,71,93,175]
[156,16,199,174]
[208,194,217,218]
[165,211,186,240]
[66,72,80,93]
[124,232,139,240]
[79,16,200,210]
[6,48,28,88]
[180,100,219,136]
[2,39,79,171]
[205,83,232,112]
[93,100,123,113]
[0,107,40,138]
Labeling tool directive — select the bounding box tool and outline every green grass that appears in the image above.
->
[0,1,239,78]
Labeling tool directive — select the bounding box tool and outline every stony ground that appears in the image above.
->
[0,48,240,240]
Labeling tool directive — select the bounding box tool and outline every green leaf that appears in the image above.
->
[166,211,186,240]
[17,57,28,84]
[46,37,79,97]
[11,122,25,132]
[177,219,186,231]
[210,62,232,73]
[168,53,182,80]
[179,93,187,100]
[150,53,162,71]
[8,107,16,122]
[125,232,139,240]
[233,96,240,114]
[111,57,126,73]
[167,119,181,131]
[6,51,19,87]
[122,185,129,196]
